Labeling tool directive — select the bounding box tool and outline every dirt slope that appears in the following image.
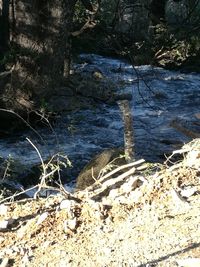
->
[0,140,200,267]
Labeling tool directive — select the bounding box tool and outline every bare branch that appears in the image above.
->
[0,108,44,142]
[71,0,100,37]
[26,138,46,176]
[98,159,145,184]
[71,20,97,37]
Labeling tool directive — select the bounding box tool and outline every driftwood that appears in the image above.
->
[94,166,136,192]
[96,158,145,183]
[76,159,146,200]
[170,119,200,139]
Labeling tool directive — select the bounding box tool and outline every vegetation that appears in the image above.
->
[0,0,199,120]
[0,0,199,188]
[72,1,199,67]
[0,2,200,264]
[0,1,199,96]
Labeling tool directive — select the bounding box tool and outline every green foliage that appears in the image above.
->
[97,0,117,27]
[40,98,49,113]
[74,0,102,24]
[74,1,87,24]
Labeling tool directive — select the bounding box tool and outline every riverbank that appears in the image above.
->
[0,48,199,134]
[0,53,200,198]
[72,31,200,74]
[0,139,200,266]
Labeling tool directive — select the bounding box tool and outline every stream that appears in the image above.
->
[0,54,200,191]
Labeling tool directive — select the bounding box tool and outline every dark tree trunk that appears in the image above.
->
[11,0,76,98]
[0,0,10,58]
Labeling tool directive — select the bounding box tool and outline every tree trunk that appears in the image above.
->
[0,0,10,58]
[118,100,135,163]
[11,0,76,98]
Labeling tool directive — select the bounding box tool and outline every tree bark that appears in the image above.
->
[0,0,10,57]
[11,0,76,97]
[118,100,135,163]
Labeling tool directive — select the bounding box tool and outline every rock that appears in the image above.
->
[129,189,143,203]
[0,218,15,230]
[0,156,37,187]
[36,70,133,114]
[48,95,95,112]
[0,220,9,230]
[180,187,197,198]
[64,218,77,232]
[36,212,48,225]
[17,154,70,187]
[60,199,76,212]
[185,150,200,168]
[170,189,190,209]
[120,176,142,194]
[153,90,168,99]
[70,73,132,103]
[114,195,128,204]
[0,258,9,267]
[109,189,120,199]
[176,258,200,267]
[93,71,104,79]
[76,148,126,191]
[0,204,8,216]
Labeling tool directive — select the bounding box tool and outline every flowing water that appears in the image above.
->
[0,54,200,189]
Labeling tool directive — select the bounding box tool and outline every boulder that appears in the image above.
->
[76,148,126,191]
[47,73,132,112]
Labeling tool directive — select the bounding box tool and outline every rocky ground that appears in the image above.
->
[0,139,200,267]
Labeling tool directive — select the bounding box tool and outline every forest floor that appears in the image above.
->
[0,139,200,267]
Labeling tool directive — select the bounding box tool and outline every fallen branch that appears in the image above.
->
[85,166,137,199]
[0,66,14,79]
[77,159,145,197]
[97,158,145,184]
[71,20,97,37]
[100,166,136,189]
[0,185,38,204]
[170,120,200,139]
